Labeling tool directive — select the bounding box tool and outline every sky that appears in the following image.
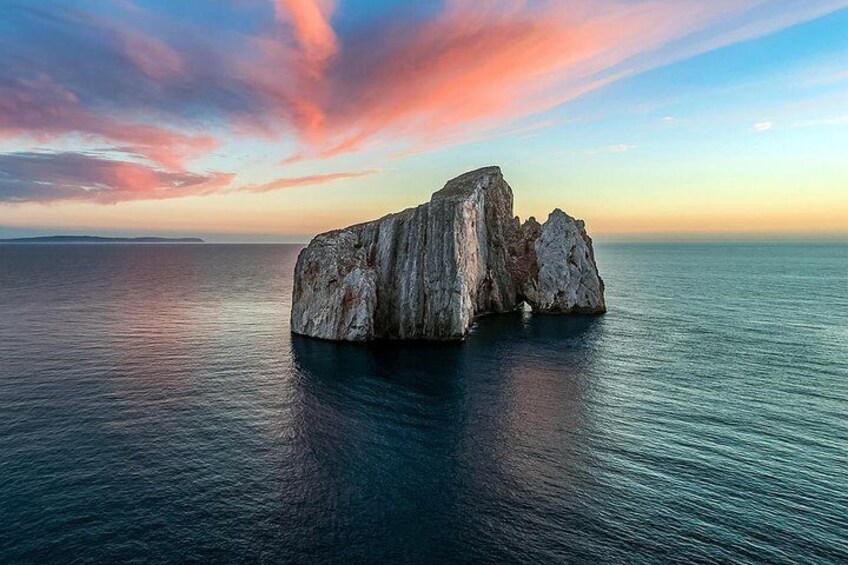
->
[0,0,846,242]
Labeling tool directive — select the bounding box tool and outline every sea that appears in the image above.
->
[0,242,845,564]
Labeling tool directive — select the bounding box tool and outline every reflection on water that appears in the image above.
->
[289,314,604,562]
[1,242,846,564]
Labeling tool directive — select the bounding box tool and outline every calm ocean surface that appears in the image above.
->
[0,242,845,564]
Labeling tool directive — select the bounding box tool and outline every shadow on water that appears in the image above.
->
[290,311,605,387]
[283,312,607,563]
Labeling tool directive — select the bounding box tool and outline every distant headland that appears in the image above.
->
[0,236,204,243]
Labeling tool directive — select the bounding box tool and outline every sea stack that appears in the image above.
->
[291,166,605,341]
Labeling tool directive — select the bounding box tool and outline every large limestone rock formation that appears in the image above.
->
[291,166,605,341]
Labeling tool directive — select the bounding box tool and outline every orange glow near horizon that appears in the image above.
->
[1,174,845,240]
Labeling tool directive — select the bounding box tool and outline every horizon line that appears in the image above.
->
[2,231,846,245]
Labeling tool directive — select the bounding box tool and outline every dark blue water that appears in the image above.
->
[1,242,845,564]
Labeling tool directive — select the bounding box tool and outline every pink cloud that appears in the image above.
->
[119,29,185,81]
[2,0,846,197]
[9,1,845,161]
[241,168,378,193]
[0,152,234,204]
[266,0,848,159]
[0,74,217,170]
[273,0,338,66]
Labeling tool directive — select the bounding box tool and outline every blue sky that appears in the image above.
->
[0,1,845,240]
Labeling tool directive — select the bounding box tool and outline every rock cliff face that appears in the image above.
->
[291,166,605,341]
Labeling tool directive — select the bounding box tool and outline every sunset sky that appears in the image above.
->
[1,0,846,241]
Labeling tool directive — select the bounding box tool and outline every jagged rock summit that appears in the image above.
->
[291,166,605,341]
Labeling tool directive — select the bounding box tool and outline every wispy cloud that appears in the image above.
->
[1,0,845,177]
[273,0,338,66]
[241,169,379,193]
[0,152,233,204]
[754,121,775,132]
[0,73,219,170]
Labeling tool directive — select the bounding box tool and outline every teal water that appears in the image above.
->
[0,242,846,563]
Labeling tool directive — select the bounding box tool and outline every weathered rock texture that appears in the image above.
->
[291,166,605,341]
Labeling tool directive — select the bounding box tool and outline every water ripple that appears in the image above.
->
[0,242,846,564]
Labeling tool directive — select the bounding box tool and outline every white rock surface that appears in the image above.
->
[291,166,605,341]
[525,209,606,313]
